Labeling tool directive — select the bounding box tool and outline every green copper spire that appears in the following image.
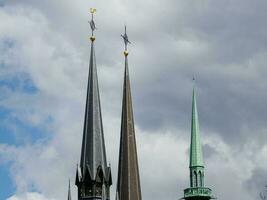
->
[190,86,204,168]
[182,83,214,200]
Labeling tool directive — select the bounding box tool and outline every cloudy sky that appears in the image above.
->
[1,0,267,199]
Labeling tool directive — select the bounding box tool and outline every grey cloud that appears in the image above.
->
[245,168,267,198]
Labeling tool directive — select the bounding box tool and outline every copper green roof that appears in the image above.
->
[190,87,204,167]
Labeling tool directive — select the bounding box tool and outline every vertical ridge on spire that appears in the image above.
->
[116,27,142,200]
[76,10,111,200]
[68,179,71,200]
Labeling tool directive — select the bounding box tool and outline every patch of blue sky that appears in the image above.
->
[2,38,15,49]
[0,109,53,199]
[0,108,16,145]
[0,38,15,61]
[13,116,52,144]
[23,78,38,94]
[0,73,38,95]
[0,107,53,146]
[0,163,15,200]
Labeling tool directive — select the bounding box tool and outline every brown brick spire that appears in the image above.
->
[116,26,142,200]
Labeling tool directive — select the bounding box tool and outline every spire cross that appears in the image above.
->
[89,8,97,41]
[121,25,131,56]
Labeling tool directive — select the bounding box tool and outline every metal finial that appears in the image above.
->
[121,25,131,56]
[89,8,97,41]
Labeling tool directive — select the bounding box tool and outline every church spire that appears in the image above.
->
[75,9,112,200]
[190,83,204,169]
[183,81,213,200]
[68,179,71,200]
[116,26,142,200]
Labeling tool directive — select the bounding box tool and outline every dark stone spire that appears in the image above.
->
[75,10,112,200]
[116,27,142,200]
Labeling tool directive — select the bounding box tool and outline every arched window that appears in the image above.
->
[198,171,202,187]
[95,167,104,197]
[193,171,198,187]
